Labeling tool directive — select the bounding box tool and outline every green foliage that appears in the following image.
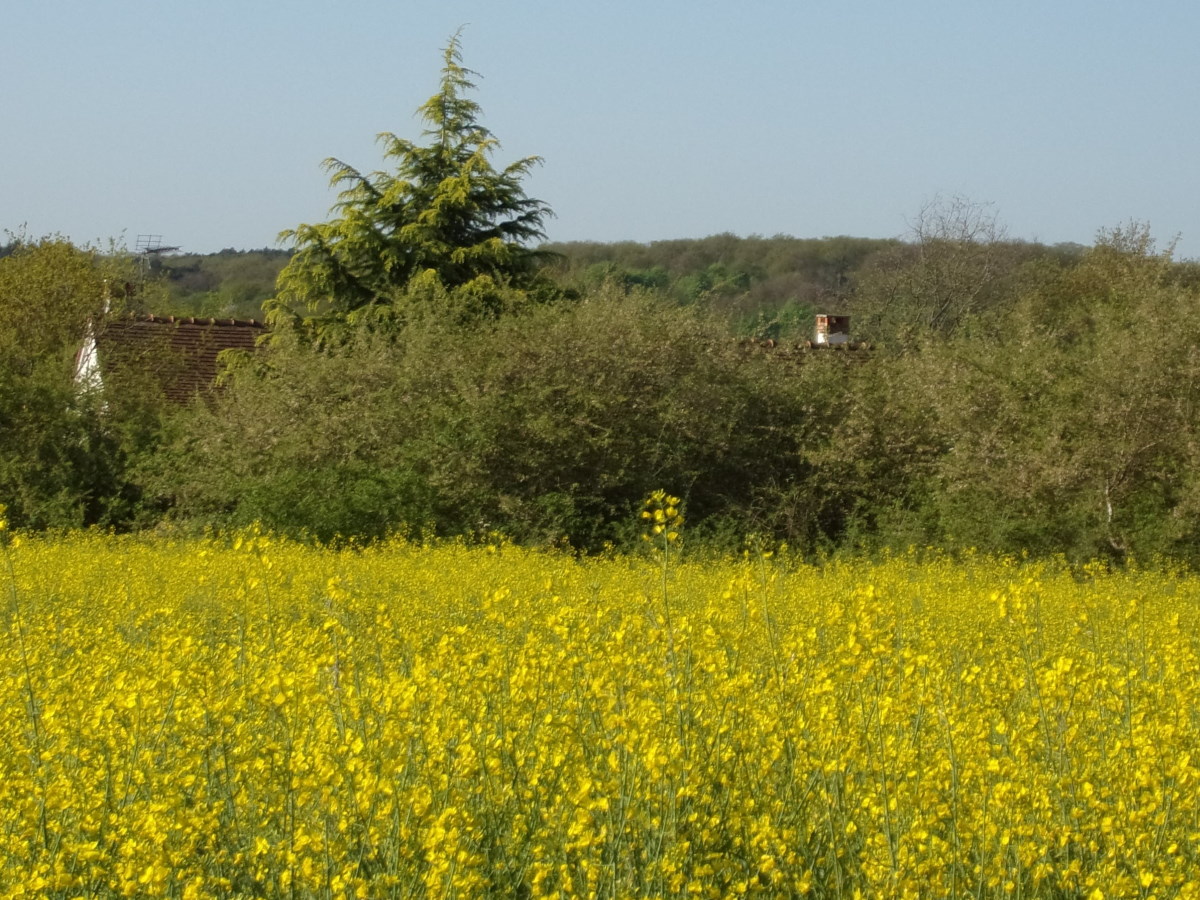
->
[849,197,1060,344]
[157,248,290,319]
[142,221,1200,562]
[0,238,165,529]
[0,237,112,368]
[149,286,849,548]
[919,225,1200,561]
[266,31,555,343]
[547,233,893,336]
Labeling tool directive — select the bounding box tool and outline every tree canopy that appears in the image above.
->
[266,31,554,341]
[0,237,163,529]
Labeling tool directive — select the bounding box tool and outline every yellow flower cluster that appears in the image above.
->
[2,535,1200,898]
[642,491,684,544]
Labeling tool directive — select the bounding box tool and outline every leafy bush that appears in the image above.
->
[0,238,166,529]
[150,286,856,548]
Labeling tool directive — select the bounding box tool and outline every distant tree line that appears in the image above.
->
[155,248,291,320]
[154,228,1088,342]
[5,38,1200,565]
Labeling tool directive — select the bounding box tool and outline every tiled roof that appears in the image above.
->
[93,314,268,403]
[737,337,874,357]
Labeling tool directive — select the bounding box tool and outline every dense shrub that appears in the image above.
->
[148,287,856,548]
[0,238,166,529]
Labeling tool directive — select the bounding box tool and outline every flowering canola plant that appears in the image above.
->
[3,529,1200,898]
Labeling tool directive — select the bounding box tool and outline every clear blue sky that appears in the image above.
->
[4,0,1197,258]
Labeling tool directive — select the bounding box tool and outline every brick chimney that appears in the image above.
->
[815,314,850,345]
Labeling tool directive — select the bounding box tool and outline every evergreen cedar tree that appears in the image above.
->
[265,32,554,343]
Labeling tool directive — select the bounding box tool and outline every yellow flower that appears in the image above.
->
[3,533,1199,896]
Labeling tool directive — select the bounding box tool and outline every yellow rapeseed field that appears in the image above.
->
[3,523,1200,898]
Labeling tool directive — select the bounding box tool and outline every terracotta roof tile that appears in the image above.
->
[95,314,268,403]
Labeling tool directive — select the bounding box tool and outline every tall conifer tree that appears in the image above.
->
[267,31,553,340]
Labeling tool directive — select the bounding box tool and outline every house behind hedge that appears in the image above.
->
[75,314,267,403]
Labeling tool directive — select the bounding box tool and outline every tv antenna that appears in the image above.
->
[135,234,181,277]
